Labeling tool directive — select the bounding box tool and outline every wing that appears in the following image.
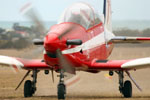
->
[88,57,150,70]
[109,36,150,43]
[0,55,49,71]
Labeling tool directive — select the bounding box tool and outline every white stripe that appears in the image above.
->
[62,32,105,54]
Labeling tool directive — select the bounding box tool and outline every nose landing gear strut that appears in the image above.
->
[57,69,66,99]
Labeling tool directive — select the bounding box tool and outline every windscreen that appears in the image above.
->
[58,2,97,29]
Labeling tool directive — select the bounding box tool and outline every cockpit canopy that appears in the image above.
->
[58,2,102,29]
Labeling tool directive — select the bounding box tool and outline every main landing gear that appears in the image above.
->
[57,69,66,100]
[117,71,132,98]
[24,70,38,97]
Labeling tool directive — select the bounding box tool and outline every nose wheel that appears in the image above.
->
[57,69,66,100]
[58,83,66,99]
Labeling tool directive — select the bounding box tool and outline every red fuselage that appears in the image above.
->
[44,22,114,72]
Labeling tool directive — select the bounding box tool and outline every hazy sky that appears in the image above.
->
[0,0,150,21]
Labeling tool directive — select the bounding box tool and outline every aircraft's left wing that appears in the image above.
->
[109,36,150,43]
[88,57,150,70]
[0,55,49,72]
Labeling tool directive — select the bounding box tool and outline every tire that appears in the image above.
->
[57,84,66,99]
[24,80,33,97]
[123,80,132,98]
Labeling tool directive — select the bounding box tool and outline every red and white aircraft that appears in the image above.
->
[1,0,150,99]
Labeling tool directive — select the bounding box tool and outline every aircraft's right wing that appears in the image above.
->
[109,36,150,43]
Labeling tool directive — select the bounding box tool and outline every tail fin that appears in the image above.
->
[103,0,112,32]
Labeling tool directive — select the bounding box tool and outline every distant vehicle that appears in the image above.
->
[1,0,150,99]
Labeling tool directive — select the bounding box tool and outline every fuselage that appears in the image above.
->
[43,2,114,72]
[43,22,114,71]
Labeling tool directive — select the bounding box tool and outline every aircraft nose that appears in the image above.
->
[44,33,60,52]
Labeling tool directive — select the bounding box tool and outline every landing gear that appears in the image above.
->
[123,80,132,97]
[57,69,66,99]
[24,80,33,97]
[24,70,38,97]
[58,83,66,99]
[117,71,132,98]
[118,71,124,94]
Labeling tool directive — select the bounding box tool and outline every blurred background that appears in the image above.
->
[0,1,150,99]
[0,0,150,49]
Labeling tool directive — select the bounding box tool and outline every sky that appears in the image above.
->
[0,0,150,21]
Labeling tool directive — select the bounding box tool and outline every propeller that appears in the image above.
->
[56,49,82,87]
[64,73,80,88]
[20,3,80,85]
[58,25,76,39]
[20,2,46,36]
[56,49,75,74]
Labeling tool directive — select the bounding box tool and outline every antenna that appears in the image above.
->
[103,0,108,48]
[103,0,106,19]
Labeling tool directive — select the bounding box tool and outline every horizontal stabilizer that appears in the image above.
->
[109,36,150,43]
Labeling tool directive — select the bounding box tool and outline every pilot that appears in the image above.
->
[67,9,88,28]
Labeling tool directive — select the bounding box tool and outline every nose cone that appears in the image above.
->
[44,33,59,52]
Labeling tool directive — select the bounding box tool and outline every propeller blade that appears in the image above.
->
[58,25,76,39]
[56,49,75,74]
[20,3,46,35]
[65,73,80,88]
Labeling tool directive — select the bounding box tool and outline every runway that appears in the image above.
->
[0,45,150,100]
